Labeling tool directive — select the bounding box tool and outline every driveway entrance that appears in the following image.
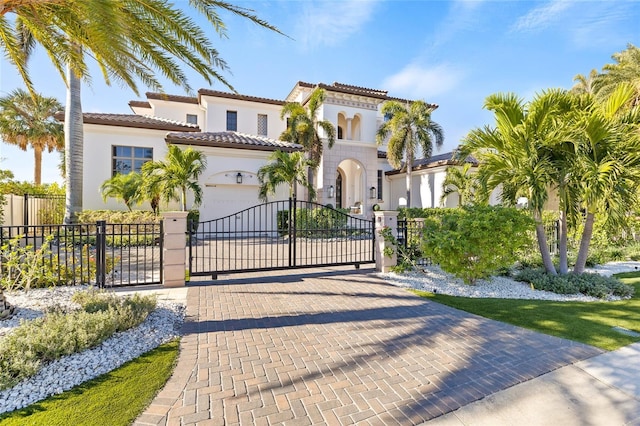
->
[137,267,601,425]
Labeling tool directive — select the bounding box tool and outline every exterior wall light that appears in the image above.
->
[370,186,376,199]
[236,172,243,184]
[328,185,335,198]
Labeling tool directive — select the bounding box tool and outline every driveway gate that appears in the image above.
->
[188,199,375,278]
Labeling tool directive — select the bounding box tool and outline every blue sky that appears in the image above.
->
[1,0,639,184]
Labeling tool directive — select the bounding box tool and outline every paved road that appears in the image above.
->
[135,266,601,425]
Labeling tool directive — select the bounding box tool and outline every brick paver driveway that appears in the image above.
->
[136,267,602,426]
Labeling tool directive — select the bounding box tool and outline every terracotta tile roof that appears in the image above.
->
[384,151,477,176]
[54,112,200,132]
[165,131,303,152]
[294,81,438,109]
[198,89,285,106]
[128,100,151,109]
[145,92,198,104]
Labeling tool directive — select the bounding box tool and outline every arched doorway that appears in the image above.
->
[336,172,343,209]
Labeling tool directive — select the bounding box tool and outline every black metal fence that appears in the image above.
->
[189,198,375,278]
[396,219,431,267]
[0,221,162,288]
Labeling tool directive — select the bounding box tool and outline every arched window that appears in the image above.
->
[337,126,343,139]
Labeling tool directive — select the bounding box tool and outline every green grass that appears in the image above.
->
[413,273,640,351]
[0,340,179,426]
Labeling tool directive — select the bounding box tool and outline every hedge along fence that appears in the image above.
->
[277,206,351,238]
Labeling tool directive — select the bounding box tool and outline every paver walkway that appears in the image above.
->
[135,267,602,426]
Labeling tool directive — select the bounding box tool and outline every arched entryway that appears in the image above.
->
[336,159,365,214]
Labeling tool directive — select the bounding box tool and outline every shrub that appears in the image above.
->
[421,206,535,284]
[294,207,349,238]
[514,267,635,299]
[0,290,156,389]
[78,210,159,225]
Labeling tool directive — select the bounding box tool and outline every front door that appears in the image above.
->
[336,173,343,209]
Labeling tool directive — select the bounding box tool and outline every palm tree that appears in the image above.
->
[0,89,63,185]
[141,145,207,212]
[376,100,444,208]
[441,163,486,207]
[593,44,640,105]
[257,150,315,202]
[459,91,571,275]
[1,1,282,223]
[571,69,600,95]
[571,83,640,273]
[100,172,143,211]
[280,88,335,199]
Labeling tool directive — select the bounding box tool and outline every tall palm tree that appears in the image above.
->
[376,100,444,208]
[280,88,336,200]
[593,44,640,105]
[571,69,600,95]
[0,89,63,185]
[1,1,282,223]
[100,172,143,211]
[257,150,315,202]
[141,145,207,212]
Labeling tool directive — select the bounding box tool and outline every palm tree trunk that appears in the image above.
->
[181,187,187,211]
[34,145,42,185]
[534,212,557,275]
[574,212,595,274]
[558,213,568,274]
[63,63,83,225]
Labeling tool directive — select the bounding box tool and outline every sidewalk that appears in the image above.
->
[425,342,640,426]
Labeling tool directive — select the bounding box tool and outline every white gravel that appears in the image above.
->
[380,263,640,302]
[0,287,185,415]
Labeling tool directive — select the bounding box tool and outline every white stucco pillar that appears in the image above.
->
[374,211,398,273]
[162,211,188,287]
[346,118,352,140]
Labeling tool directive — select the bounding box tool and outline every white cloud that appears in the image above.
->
[511,0,573,33]
[382,63,464,99]
[295,0,379,49]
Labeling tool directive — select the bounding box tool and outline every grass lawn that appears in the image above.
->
[0,339,179,426]
[413,272,640,351]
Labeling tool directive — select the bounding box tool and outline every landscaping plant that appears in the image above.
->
[421,205,534,284]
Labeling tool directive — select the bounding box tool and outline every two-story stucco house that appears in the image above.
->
[78,81,481,221]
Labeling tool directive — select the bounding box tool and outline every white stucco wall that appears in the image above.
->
[199,97,285,139]
[146,100,203,127]
[83,124,172,212]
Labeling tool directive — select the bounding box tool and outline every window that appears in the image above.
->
[112,146,153,176]
[337,126,343,139]
[257,114,268,136]
[377,170,383,200]
[186,114,198,125]
[226,110,237,131]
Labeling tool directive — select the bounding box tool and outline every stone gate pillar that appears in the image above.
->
[374,211,398,273]
[162,211,188,287]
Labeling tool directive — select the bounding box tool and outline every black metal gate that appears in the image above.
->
[188,199,375,278]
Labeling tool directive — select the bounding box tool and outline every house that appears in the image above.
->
[76,81,481,221]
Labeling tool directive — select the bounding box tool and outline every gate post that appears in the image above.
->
[95,220,107,288]
[374,211,398,273]
[162,211,188,287]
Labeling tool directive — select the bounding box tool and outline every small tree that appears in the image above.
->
[257,150,315,202]
[141,145,206,211]
[100,172,143,211]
